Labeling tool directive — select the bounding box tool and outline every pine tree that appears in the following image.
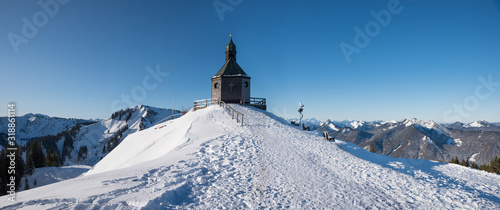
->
[29,140,46,168]
[24,178,30,190]
[0,149,8,196]
[471,162,479,169]
[33,179,37,186]
[46,150,60,167]
[15,145,25,186]
[52,151,60,167]
[0,146,25,195]
[479,164,492,172]
[491,156,500,174]
[62,134,74,161]
[26,152,34,175]
[459,159,470,167]
[369,142,375,153]
[46,151,53,167]
[77,146,88,162]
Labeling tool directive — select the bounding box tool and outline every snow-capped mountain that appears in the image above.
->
[446,120,500,132]
[315,118,500,165]
[295,119,385,131]
[57,105,182,166]
[401,118,451,136]
[0,105,180,192]
[2,105,499,209]
[0,113,96,148]
[1,105,181,166]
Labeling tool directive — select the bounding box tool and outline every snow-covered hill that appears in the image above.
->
[0,105,180,167]
[0,113,96,148]
[2,105,499,209]
[61,105,181,166]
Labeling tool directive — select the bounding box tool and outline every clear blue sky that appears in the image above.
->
[1,0,499,122]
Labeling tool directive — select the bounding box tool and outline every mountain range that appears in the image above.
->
[0,105,180,166]
[299,118,500,165]
[1,105,499,209]
[2,109,498,167]
[1,106,499,199]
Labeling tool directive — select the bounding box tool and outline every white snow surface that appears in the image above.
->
[327,123,339,131]
[19,166,91,191]
[338,120,365,129]
[467,121,485,128]
[470,153,480,163]
[2,105,500,209]
[447,138,462,146]
[470,121,484,127]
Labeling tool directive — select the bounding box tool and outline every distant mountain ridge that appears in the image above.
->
[0,105,180,166]
[2,111,498,167]
[3,105,500,209]
[0,113,96,142]
[297,118,500,165]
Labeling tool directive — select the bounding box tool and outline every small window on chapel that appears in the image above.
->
[214,83,220,88]
[244,82,248,88]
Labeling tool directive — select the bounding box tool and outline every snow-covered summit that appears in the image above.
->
[446,120,500,132]
[401,118,451,136]
[465,120,495,128]
[3,105,500,209]
[469,121,485,127]
[23,113,51,122]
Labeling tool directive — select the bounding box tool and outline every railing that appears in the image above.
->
[219,100,244,126]
[154,112,183,126]
[240,97,267,110]
[240,97,266,105]
[193,98,216,111]
[193,98,244,126]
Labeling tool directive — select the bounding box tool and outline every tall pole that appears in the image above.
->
[172,94,175,116]
[298,102,304,127]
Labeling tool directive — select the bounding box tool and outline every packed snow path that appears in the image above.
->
[2,105,500,209]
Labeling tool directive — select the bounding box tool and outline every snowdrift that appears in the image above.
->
[1,105,500,209]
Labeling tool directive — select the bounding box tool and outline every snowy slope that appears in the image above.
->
[1,105,500,209]
[19,166,91,191]
[61,105,180,165]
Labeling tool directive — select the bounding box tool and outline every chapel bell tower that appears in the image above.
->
[211,34,251,103]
